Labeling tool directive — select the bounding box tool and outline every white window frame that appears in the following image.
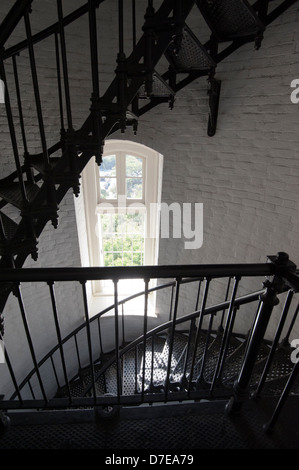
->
[75,140,163,309]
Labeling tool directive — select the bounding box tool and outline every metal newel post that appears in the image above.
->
[226,252,292,416]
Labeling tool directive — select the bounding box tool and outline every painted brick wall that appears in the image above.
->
[0,1,298,397]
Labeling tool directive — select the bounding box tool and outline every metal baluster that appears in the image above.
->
[210,276,240,392]
[141,279,149,399]
[132,0,136,48]
[168,284,175,322]
[121,303,125,346]
[181,282,202,385]
[0,56,28,203]
[196,311,215,385]
[264,359,299,433]
[88,0,103,164]
[14,283,48,404]
[255,289,295,398]
[24,10,49,167]
[134,345,138,394]
[28,380,35,399]
[50,355,60,390]
[187,278,210,395]
[165,277,181,399]
[113,279,122,402]
[81,281,97,402]
[144,0,155,97]
[74,334,82,370]
[283,300,299,345]
[117,0,127,133]
[54,32,65,138]
[97,317,104,357]
[0,336,23,405]
[48,281,72,404]
[220,277,232,329]
[12,54,32,182]
[150,335,155,391]
[56,0,73,131]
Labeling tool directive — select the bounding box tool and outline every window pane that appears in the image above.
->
[100,213,145,267]
[101,155,116,176]
[100,177,117,199]
[126,155,143,177]
[126,178,143,199]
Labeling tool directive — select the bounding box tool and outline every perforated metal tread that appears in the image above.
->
[196,0,265,41]
[1,398,299,449]
[165,25,215,73]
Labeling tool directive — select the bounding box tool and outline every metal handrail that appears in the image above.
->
[0,262,275,282]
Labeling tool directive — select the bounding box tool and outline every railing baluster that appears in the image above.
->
[165,277,181,399]
[24,10,49,166]
[284,299,299,344]
[220,277,232,329]
[50,355,60,390]
[0,56,28,202]
[81,281,97,402]
[113,279,122,402]
[56,0,73,130]
[74,334,82,370]
[132,0,136,48]
[12,54,32,181]
[187,277,210,395]
[134,345,138,394]
[48,281,72,404]
[97,317,104,357]
[141,279,149,399]
[14,283,48,404]
[88,0,100,98]
[54,32,65,136]
[255,289,295,398]
[168,284,175,322]
[150,335,155,391]
[0,336,23,404]
[121,303,125,346]
[210,276,240,392]
[197,311,215,385]
[264,359,299,433]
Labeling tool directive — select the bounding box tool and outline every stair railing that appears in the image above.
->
[0,252,298,416]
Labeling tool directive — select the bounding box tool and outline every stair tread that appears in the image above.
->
[0,212,18,239]
[0,181,40,209]
[165,25,215,73]
[138,71,175,99]
[196,0,265,41]
[27,155,61,175]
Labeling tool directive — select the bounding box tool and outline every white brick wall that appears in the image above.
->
[0,1,298,397]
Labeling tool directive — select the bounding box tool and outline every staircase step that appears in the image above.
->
[0,181,40,210]
[165,25,216,73]
[138,71,175,100]
[196,0,265,42]
[27,155,61,176]
[0,212,18,239]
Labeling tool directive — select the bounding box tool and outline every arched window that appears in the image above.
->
[75,140,163,305]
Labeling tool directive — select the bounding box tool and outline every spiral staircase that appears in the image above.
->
[0,0,299,450]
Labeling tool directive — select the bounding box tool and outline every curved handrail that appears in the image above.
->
[10,281,265,400]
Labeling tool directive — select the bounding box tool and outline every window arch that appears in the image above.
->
[75,140,163,299]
